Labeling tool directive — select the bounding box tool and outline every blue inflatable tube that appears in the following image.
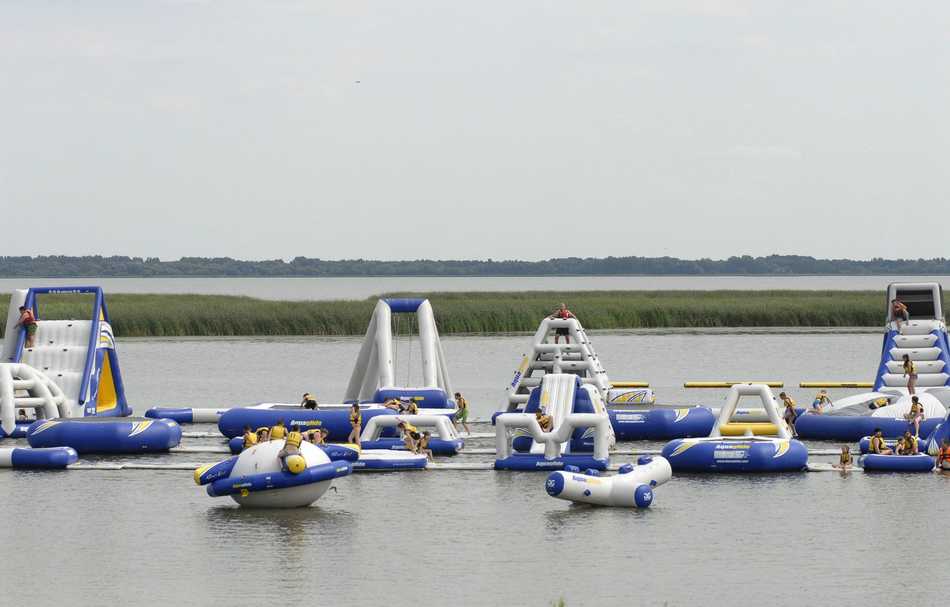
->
[609,407,716,440]
[360,437,462,456]
[661,438,808,472]
[26,418,182,453]
[226,437,360,461]
[795,414,941,441]
[494,454,609,471]
[195,456,238,485]
[372,388,454,409]
[351,452,428,470]
[0,423,33,439]
[857,436,926,454]
[0,446,78,469]
[208,461,352,497]
[218,407,397,441]
[861,453,935,472]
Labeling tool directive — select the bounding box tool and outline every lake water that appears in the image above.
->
[1,331,948,606]
[1,275,948,300]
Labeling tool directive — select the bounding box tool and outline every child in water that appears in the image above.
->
[835,446,852,471]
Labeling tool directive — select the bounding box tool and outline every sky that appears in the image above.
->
[1,1,948,261]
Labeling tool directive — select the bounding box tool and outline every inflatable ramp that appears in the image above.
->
[1,287,131,432]
[344,298,455,409]
[875,283,950,392]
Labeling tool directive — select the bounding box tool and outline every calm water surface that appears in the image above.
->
[1,331,948,607]
[1,275,948,300]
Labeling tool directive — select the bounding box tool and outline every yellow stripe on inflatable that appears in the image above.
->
[193,463,214,485]
[668,440,698,457]
[799,382,873,388]
[772,440,790,458]
[610,381,650,388]
[128,420,154,437]
[684,381,784,388]
[719,422,780,436]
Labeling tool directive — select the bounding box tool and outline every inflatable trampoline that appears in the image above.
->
[546,456,672,508]
[195,440,351,508]
[661,384,808,473]
[27,417,181,453]
[860,453,935,472]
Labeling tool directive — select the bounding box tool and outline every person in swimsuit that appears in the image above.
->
[905,395,925,437]
[398,421,420,453]
[15,306,38,349]
[891,298,909,330]
[868,429,893,455]
[301,393,318,410]
[348,403,362,445]
[902,355,917,395]
[811,390,832,414]
[779,392,798,437]
[535,409,553,432]
[453,392,470,435]
[835,446,853,471]
[549,303,576,344]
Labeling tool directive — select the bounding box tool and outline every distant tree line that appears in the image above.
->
[1,255,950,277]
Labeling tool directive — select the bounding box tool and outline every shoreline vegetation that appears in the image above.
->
[0,290,912,338]
[3,254,950,277]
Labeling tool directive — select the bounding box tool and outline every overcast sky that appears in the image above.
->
[2,1,948,261]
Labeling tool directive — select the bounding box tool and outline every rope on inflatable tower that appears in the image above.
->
[406,314,413,386]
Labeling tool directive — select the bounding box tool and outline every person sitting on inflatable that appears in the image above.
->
[834,446,853,471]
[937,439,950,470]
[404,399,420,415]
[256,427,270,443]
[301,393,319,410]
[811,390,832,414]
[306,428,328,445]
[535,408,553,432]
[896,431,918,456]
[383,398,402,411]
[242,426,258,450]
[348,403,361,445]
[905,396,925,437]
[869,429,894,455]
[278,425,304,471]
[780,392,798,437]
[269,419,288,441]
[398,421,421,452]
[891,298,909,330]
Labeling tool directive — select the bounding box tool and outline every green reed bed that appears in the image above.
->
[0,290,901,337]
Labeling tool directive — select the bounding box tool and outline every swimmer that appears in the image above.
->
[868,429,893,455]
[834,445,853,471]
[269,419,287,441]
[348,403,361,445]
[453,392,470,435]
[242,425,258,450]
[779,392,798,437]
[278,424,304,471]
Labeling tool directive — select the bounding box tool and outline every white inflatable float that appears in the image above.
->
[545,456,672,508]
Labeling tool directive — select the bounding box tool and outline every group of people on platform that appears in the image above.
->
[779,389,834,438]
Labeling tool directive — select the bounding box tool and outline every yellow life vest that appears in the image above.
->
[270,424,287,439]
[403,423,418,434]
[285,431,303,449]
[350,412,362,426]
[243,432,258,448]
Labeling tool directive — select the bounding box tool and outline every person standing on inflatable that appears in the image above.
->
[549,303,576,344]
[454,392,470,435]
[891,298,909,330]
[348,403,362,445]
[15,306,38,349]
[278,425,304,471]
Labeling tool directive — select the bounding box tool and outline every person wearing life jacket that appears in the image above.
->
[405,399,420,415]
[835,446,853,471]
[300,393,318,410]
[278,424,304,470]
[891,298,909,330]
[454,392,471,435]
[15,306,38,349]
[868,429,893,455]
[902,355,917,395]
[549,303,576,344]
[904,396,925,437]
[306,428,327,445]
[896,431,918,455]
[535,408,553,432]
[779,392,798,437]
[398,420,421,453]
[242,426,259,450]
[936,439,950,470]
[269,419,288,441]
[416,431,433,460]
[347,403,362,445]
[811,390,832,414]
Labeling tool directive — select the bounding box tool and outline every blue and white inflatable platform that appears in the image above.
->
[661,383,808,472]
[546,456,672,508]
[27,417,181,453]
[495,374,613,470]
[796,283,950,441]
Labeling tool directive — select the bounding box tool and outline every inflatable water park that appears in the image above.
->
[2,282,949,509]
